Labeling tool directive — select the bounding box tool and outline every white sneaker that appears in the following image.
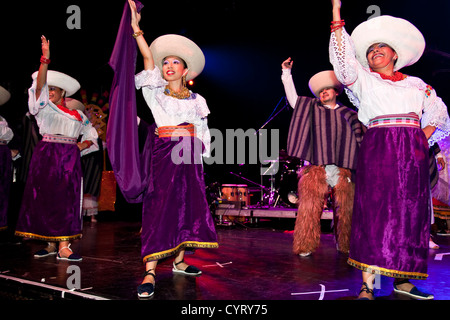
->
[299,251,312,257]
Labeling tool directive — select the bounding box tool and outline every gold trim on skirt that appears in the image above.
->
[143,241,219,263]
[347,258,428,280]
[15,231,82,242]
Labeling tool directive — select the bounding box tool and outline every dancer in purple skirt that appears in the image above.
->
[107,1,218,298]
[330,1,450,300]
[15,35,99,261]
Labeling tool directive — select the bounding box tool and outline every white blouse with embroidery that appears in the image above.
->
[28,81,99,156]
[0,116,13,142]
[329,27,450,146]
[135,66,211,156]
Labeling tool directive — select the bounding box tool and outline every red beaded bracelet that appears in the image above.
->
[330,20,345,32]
[40,56,51,64]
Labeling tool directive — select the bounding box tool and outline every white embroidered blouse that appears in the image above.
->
[135,66,211,156]
[28,81,99,156]
[0,116,13,142]
[329,27,450,146]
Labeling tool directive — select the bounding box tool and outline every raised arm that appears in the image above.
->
[329,0,358,87]
[129,0,154,71]
[35,35,51,100]
[331,0,343,50]
[281,57,299,108]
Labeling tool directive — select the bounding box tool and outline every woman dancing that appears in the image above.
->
[108,0,218,298]
[15,35,98,261]
[329,0,450,300]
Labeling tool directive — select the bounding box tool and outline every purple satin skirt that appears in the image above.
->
[15,140,83,241]
[141,132,218,262]
[0,144,12,230]
[348,115,431,279]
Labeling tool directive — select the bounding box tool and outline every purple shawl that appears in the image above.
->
[107,1,146,203]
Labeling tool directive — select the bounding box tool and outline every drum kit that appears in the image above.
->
[208,150,304,210]
[206,97,304,224]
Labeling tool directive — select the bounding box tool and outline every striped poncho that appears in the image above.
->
[287,96,365,170]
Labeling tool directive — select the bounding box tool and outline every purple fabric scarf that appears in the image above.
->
[107,1,145,203]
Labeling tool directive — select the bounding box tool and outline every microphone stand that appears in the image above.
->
[255,96,289,135]
[254,96,290,207]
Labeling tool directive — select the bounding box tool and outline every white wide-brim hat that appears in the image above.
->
[0,86,11,106]
[351,15,425,71]
[65,98,85,112]
[31,70,80,97]
[150,34,205,81]
[308,71,343,98]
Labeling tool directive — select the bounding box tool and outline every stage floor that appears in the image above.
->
[0,212,449,303]
[214,205,333,221]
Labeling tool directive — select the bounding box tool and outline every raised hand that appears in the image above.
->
[41,35,50,59]
[128,0,141,31]
[36,35,50,99]
[127,0,154,70]
[282,57,293,70]
[332,0,341,10]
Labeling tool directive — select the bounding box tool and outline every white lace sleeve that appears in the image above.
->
[28,80,50,115]
[329,27,359,87]
[281,69,298,108]
[135,67,167,90]
[422,85,450,146]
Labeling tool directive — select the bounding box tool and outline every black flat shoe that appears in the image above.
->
[34,243,57,258]
[137,269,155,298]
[393,280,434,300]
[34,249,57,258]
[56,245,82,261]
[356,282,375,300]
[172,259,202,276]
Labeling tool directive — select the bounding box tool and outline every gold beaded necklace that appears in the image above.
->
[163,85,191,100]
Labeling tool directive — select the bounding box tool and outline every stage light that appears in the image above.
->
[188,80,194,86]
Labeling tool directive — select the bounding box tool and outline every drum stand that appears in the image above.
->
[260,160,282,208]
